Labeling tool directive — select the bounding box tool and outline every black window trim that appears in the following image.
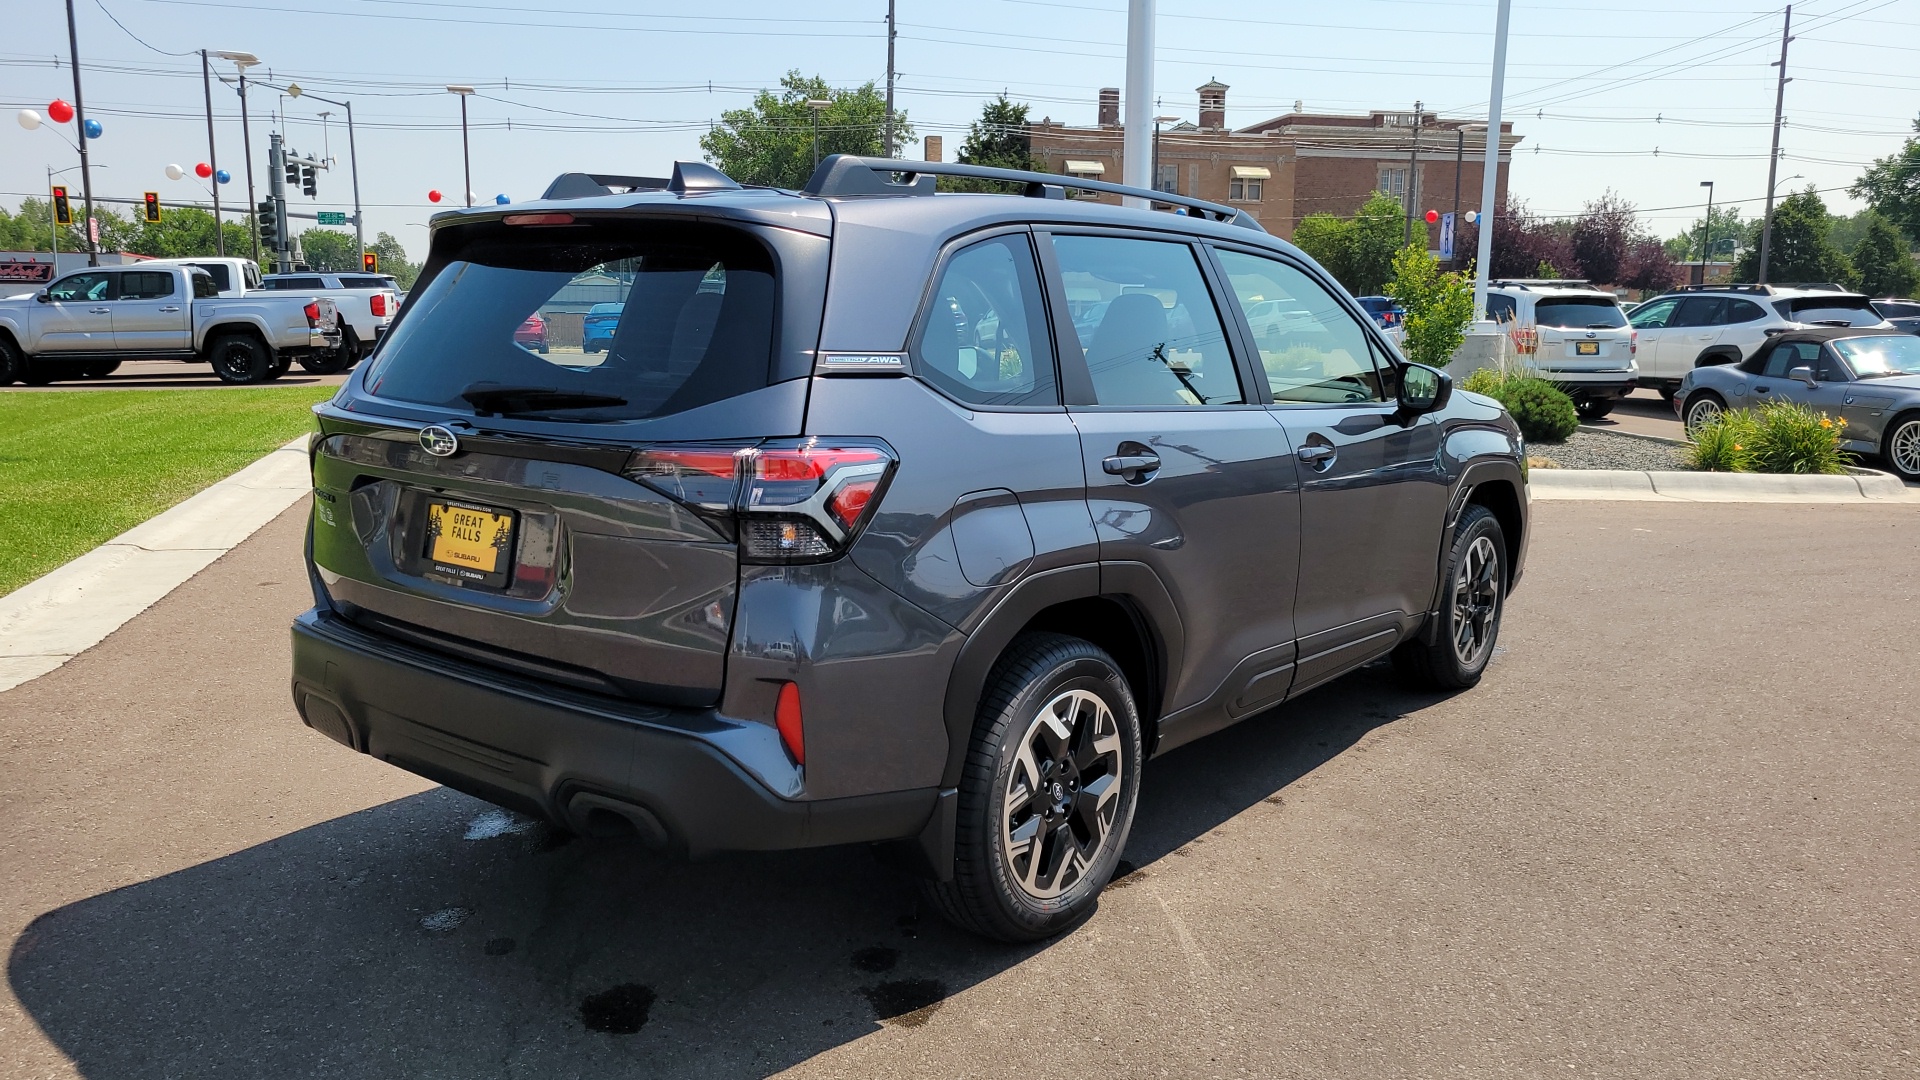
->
[902,224,1066,413]
[1036,225,1265,411]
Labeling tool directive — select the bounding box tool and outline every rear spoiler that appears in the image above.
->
[540,162,740,200]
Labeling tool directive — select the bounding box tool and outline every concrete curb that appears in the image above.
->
[1529,467,1917,503]
[0,435,311,693]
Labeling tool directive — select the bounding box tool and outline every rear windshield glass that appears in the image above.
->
[1535,297,1626,329]
[1775,296,1881,326]
[338,275,388,290]
[361,220,776,422]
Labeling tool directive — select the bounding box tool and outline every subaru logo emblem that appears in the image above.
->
[419,425,459,457]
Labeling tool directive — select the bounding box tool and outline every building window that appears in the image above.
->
[1155,163,1178,194]
[1229,178,1262,202]
[1379,167,1408,196]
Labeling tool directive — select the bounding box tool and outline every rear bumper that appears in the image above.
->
[289,608,937,855]
[1538,373,1635,397]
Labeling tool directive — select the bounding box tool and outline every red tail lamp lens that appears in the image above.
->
[775,682,804,765]
[825,478,878,531]
[303,301,320,323]
[370,294,387,317]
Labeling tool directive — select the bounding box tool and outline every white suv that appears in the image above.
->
[1485,281,1637,419]
[1627,284,1892,400]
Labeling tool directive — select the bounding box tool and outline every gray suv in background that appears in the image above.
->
[290,157,1529,941]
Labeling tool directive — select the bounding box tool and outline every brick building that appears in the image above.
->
[999,82,1521,247]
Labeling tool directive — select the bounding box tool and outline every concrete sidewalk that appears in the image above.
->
[0,436,311,692]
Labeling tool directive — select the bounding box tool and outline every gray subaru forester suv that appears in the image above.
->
[290,156,1528,942]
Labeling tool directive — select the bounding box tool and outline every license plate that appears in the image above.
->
[426,501,515,583]
[1576,341,1600,355]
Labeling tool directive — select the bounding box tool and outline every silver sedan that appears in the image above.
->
[1677,329,1920,480]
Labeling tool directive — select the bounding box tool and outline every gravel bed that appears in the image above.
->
[1529,428,1689,471]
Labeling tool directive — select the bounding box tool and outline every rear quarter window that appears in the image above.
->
[361,219,779,423]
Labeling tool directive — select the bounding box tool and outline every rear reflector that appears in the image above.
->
[775,682,805,765]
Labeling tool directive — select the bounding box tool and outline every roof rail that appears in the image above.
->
[1674,283,1775,295]
[540,161,741,201]
[1487,278,1595,290]
[1776,281,1848,292]
[800,154,1264,231]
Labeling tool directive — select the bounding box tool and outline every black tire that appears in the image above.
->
[298,326,354,375]
[78,359,121,378]
[923,632,1144,943]
[1882,412,1920,482]
[1575,396,1615,420]
[1393,504,1506,690]
[1683,390,1727,437]
[537,342,550,355]
[0,336,21,386]
[19,359,65,386]
[1658,386,1678,403]
[206,332,273,384]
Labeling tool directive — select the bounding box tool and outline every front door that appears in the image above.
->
[1210,246,1449,694]
[1043,231,1302,720]
[1627,296,1680,379]
[110,270,192,353]
[33,271,115,352]
[1658,296,1729,377]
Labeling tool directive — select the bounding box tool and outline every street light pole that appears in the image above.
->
[1471,0,1513,321]
[883,0,897,157]
[1404,100,1422,246]
[807,99,831,170]
[1757,4,1793,285]
[1699,183,1716,282]
[200,51,224,255]
[448,86,475,207]
[63,0,98,265]
[1122,0,1156,209]
[284,83,364,256]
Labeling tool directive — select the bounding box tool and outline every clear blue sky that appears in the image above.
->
[5,0,1917,262]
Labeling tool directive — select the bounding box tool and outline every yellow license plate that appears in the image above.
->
[1576,341,1600,355]
[427,502,514,576]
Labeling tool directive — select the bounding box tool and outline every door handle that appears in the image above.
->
[1296,443,1336,467]
[157,306,181,313]
[1754,385,1769,394]
[1102,452,1161,477]
[89,307,110,314]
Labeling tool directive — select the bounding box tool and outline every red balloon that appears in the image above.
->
[47,99,74,124]
[427,189,442,203]
[1425,209,1440,224]
[194,162,212,179]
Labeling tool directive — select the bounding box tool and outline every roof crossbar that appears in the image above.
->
[800,154,1264,231]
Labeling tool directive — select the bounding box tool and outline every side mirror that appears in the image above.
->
[1399,362,1452,415]
[1788,365,1818,388]
[35,290,49,304]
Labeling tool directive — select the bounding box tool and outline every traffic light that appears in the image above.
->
[361,251,378,273]
[301,164,316,198]
[257,199,279,249]
[284,157,300,188]
[51,185,72,225]
[143,191,162,223]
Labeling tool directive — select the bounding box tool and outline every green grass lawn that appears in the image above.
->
[0,388,335,597]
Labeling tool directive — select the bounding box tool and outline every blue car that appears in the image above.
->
[582,302,624,353]
[1354,295,1405,331]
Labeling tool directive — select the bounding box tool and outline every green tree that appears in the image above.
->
[1666,204,1746,263]
[365,232,419,289]
[124,206,254,260]
[1735,188,1855,286]
[0,199,57,250]
[1851,214,1919,297]
[699,71,913,190]
[1386,244,1475,370]
[942,94,1039,193]
[1289,192,1404,296]
[1852,115,1920,245]
[296,228,359,272]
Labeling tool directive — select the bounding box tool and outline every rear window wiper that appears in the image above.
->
[459,383,628,415]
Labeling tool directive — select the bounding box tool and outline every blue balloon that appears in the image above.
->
[215,169,232,184]
[83,118,103,139]
[494,193,510,205]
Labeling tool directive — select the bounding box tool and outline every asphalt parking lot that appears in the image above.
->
[2,499,1916,1079]
[0,359,348,392]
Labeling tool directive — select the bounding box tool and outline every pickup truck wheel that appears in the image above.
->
[0,337,21,385]
[207,333,273,384]
[19,361,61,386]
[924,632,1142,943]
[79,359,121,378]
[1393,504,1506,690]
[298,331,353,375]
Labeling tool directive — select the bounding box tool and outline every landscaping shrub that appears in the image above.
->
[1458,367,1580,443]
[1687,401,1852,475]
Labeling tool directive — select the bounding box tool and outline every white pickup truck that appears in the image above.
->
[0,263,339,385]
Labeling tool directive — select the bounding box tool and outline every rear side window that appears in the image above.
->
[1486,294,1518,324]
[1054,235,1241,407]
[190,272,219,299]
[1775,296,1883,326]
[363,220,777,422]
[338,275,386,289]
[119,271,176,300]
[265,276,328,290]
[1672,297,1728,327]
[1535,297,1626,329]
[1727,299,1767,322]
[914,235,1056,407]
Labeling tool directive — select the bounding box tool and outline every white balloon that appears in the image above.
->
[165,163,185,181]
[1464,210,1479,224]
[17,109,41,131]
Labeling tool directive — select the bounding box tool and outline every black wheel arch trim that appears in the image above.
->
[1420,458,1527,644]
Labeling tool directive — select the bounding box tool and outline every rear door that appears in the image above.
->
[33,271,115,352]
[1041,230,1303,719]
[111,269,192,353]
[1211,245,1448,693]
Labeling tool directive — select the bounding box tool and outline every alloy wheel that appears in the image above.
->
[1685,397,1723,436]
[1451,534,1501,667]
[1890,419,1920,479]
[1001,688,1124,901]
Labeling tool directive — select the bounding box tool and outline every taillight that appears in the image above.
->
[303,301,320,325]
[622,439,895,564]
[1630,329,1639,355]
[370,293,388,317]
[775,682,804,765]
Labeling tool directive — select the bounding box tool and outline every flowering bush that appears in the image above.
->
[1685,401,1852,474]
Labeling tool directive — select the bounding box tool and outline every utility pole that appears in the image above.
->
[1756,4,1792,285]
[1451,125,1466,270]
[240,71,259,263]
[1697,181,1715,286]
[1471,0,1512,321]
[200,51,224,255]
[1122,0,1156,209]
[1404,101,1422,245]
[63,0,98,266]
[883,0,897,157]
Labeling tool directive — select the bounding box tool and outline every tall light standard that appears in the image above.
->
[1757,173,1803,284]
[447,86,475,207]
[807,99,832,169]
[285,83,364,255]
[211,51,262,261]
[1471,0,1513,321]
[199,50,255,255]
[62,0,100,265]
[1695,181,1714,285]
[1151,114,1179,199]
[1122,0,1156,208]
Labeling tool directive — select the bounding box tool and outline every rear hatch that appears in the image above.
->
[1531,295,1634,371]
[1775,294,1887,328]
[308,202,837,707]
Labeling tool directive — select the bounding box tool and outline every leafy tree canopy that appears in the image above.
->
[699,71,913,190]
[1734,187,1855,286]
[1851,213,1919,298]
[1386,244,1475,370]
[1289,191,1405,296]
[1852,114,1920,245]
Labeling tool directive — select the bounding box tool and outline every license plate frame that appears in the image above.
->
[425,500,516,587]
[1576,341,1601,356]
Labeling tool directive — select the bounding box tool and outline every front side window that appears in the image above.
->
[47,273,112,302]
[1629,297,1679,329]
[1215,248,1384,403]
[914,234,1056,407]
[1053,235,1241,407]
[1761,341,1820,378]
